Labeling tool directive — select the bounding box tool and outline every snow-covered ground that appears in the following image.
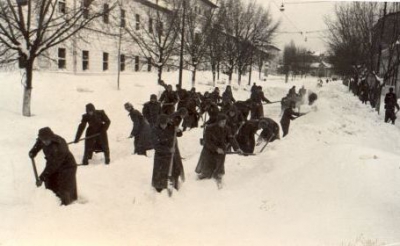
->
[1,70,399,246]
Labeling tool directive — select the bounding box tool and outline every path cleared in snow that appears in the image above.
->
[0,71,399,246]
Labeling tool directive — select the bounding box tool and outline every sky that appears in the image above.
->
[262,0,339,54]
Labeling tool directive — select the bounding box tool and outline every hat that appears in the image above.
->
[38,127,54,141]
[217,113,227,122]
[124,102,133,110]
[158,114,169,125]
[150,94,157,100]
[86,103,95,113]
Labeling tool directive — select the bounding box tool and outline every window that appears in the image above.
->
[82,0,90,19]
[120,9,126,27]
[58,48,66,69]
[103,4,109,24]
[59,0,66,14]
[135,56,139,71]
[135,14,140,30]
[147,57,151,72]
[149,18,153,33]
[103,52,108,71]
[82,50,89,71]
[120,54,125,72]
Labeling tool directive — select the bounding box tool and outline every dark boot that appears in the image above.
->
[104,151,110,164]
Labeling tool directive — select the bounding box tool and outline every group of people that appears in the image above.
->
[28,81,312,205]
[348,77,399,124]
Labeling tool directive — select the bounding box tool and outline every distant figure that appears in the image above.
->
[210,87,222,104]
[360,81,369,104]
[159,84,178,115]
[74,103,111,165]
[29,127,78,205]
[222,85,236,104]
[384,87,400,124]
[288,86,297,96]
[176,84,188,110]
[280,101,303,137]
[124,103,153,156]
[250,86,271,120]
[142,94,161,128]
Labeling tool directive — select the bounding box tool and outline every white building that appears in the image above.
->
[35,0,217,74]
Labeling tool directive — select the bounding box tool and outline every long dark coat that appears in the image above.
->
[226,106,245,136]
[234,100,252,121]
[142,101,161,128]
[176,89,189,110]
[159,90,178,115]
[29,135,78,205]
[280,107,300,137]
[75,110,111,160]
[151,123,184,191]
[236,120,259,153]
[259,117,280,142]
[195,123,239,180]
[183,95,200,129]
[128,109,153,154]
[205,102,220,125]
[222,89,236,104]
[250,90,270,119]
[384,92,400,123]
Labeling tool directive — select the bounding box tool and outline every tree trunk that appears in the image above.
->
[211,63,216,86]
[238,69,241,86]
[248,65,252,86]
[157,65,163,84]
[192,66,197,88]
[22,61,33,117]
[217,61,220,81]
[228,71,232,84]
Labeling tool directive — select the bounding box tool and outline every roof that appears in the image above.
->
[198,0,218,8]
[373,11,400,50]
[264,44,280,52]
[310,61,332,69]
[134,0,172,14]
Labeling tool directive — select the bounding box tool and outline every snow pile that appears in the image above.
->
[1,71,400,246]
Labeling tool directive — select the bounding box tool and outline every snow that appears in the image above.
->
[1,71,400,246]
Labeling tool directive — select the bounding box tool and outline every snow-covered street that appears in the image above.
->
[1,71,399,246]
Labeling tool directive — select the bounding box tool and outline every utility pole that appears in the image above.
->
[178,0,186,88]
[375,2,387,114]
[117,1,123,90]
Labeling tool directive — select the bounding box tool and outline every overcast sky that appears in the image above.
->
[261,0,339,54]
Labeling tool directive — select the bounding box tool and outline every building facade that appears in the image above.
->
[35,0,217,74]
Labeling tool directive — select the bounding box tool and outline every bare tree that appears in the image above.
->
[0,0,110,116]
[215,0,278,85]
[282,40,296,82]
[325,2,379,77]
[182,0,214,87]
[207,20,224,85]
[123,0,180,85]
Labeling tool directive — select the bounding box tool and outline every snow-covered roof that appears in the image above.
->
[310,61,332,69]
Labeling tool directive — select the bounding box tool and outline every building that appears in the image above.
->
[372,11,400,96]
[309,61,333,78]
[34,0,217,74]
